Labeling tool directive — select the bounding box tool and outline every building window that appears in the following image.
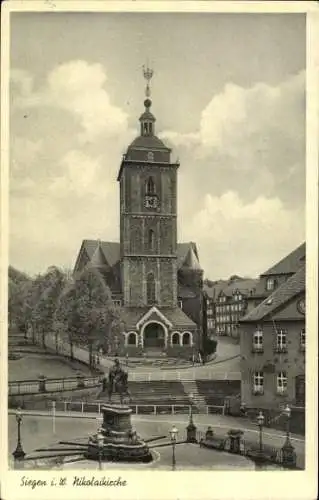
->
[252,328,263,352]
[146,273,156,304]
[171,332,180,345]
[127,332,137,346]
[277,371,287,394]
[300,328,305,350]
[182,332,191,346]
[276,329,287,352]
[113,300,122,307]
[146,177,155,194]
[147,151,154,161]
[148,229,155,251]
[253,372,264,394]
[266,277,277,291]
[207,319,213,329]
[178,300,183,309]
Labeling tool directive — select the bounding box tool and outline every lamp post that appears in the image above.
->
[257,411,264,457]
[250,411,265,470]
[13,408,25,466]
[186,393,197,443]
[97,431,104,470]
[281,404,296,468]
[169,425,178,471]
[52,400,56,434]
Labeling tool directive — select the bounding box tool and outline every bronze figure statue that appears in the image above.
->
[108,358,130,404]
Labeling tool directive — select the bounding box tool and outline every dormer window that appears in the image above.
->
[266,277,277,291]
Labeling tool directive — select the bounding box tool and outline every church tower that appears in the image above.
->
[117,66,180,309]
[75,65,202,356]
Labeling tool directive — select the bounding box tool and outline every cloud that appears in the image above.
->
[181,191,304,278]
[162,71,305,207]
[12,61,130,142]
[50,150,103,197]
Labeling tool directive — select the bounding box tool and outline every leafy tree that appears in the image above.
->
[54,267,124,365]
[32,267,69,348]
[8,267,31,333]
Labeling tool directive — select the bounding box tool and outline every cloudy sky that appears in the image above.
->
[9,12,306,279]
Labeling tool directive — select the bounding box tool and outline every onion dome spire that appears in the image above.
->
[140,63,156,137]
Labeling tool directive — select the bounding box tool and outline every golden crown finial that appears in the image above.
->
[143,63,154,98]
[143,64,154,83]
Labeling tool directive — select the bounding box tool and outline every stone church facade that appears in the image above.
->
[74,69,204,358]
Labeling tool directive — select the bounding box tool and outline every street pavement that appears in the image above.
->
[43,334,241,380]
[8,412,304,469]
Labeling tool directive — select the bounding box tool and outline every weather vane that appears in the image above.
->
[143,63,154,98]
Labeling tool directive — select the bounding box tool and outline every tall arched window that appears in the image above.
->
[148,229,155,251]
[127,332,137,346]
[146,273,156,304]
[182,332,191,346]
[172,332,180,345]
[146,177,155,194]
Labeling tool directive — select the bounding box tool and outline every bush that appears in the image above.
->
[203,338,218,356]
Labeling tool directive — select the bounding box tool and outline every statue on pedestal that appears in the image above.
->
[108,358,130,404]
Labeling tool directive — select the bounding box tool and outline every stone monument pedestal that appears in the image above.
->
[86,404,152,463]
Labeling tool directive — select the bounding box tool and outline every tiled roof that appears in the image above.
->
[261,242,305,277]
[120,306,196,329]
[222,278,258,297]
[182,246,203,271]
[240,264,305,323]
[203,281,227,299]
[82,240,120,268]
[81,240,199,271]
[128,135,169,150]
[203,278,258,300]
[163,307,197,327]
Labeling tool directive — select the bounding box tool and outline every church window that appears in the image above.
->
[172,332,180,345]
[148,229,155,251]
[182,332,192,346]
[146,177,155,194]
[127,332,137,346]
[146,273,156,304]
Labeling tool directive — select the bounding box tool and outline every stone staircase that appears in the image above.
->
[181,380,207,410]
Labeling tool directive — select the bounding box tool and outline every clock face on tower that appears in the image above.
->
[144,195,159,209]
[297,297,305,315]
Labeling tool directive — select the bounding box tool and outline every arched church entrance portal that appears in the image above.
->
[143,322,165,350]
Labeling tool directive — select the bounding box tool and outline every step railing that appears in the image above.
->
[9,376,101,396]
[9,400,226,416]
